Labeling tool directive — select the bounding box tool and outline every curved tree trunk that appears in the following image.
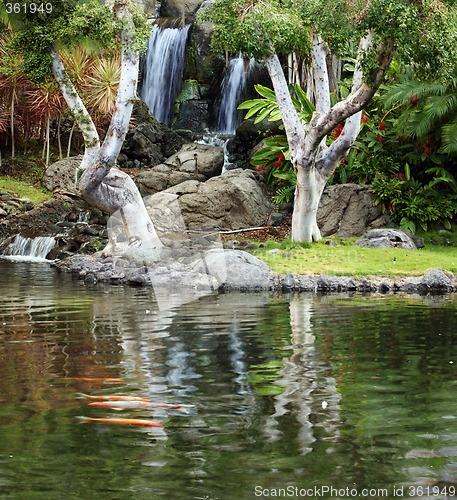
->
[50,0,163,264]
[265,32,393,243]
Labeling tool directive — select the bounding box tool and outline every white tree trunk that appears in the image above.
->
[50,0,163,263]
[291,163,326,242]
[264,30,393,242]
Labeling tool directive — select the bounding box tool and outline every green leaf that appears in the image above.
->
[254,84,277,100]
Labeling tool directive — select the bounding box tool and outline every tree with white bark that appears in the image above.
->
[2,0,163,262]
[202,0,457,242]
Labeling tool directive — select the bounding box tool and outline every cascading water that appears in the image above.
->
[1,235,56,261]
[215,55,255,135]
[141,21,191,124]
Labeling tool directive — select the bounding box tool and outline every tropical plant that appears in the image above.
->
[240,83,315,203]
[203,0,457,242]
[27,81,66,165]
[82,52,121,120]
[383,74,457,155]
[371,166,457,233]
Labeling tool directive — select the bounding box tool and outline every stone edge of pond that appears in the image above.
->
[51,253,457,295]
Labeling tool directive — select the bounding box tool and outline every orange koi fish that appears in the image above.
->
[77,393,150,402]
[76,416,162,427]
[87,401,191,410]
[88,401,152,410]
[62,377,124,383]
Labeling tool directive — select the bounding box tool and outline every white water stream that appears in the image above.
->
[1,235,56,261]
[215,55,255,135]
[141,22,191,124]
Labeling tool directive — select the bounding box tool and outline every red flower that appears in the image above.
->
[255,165,266,172]
[409,95,419,106]
[340,158,345,164]
[377,135,383,141]
[278,153,285,160]
[331,123,344,138]
[274,160,282,167]
[379,122,385,130]
[361,114,369,123]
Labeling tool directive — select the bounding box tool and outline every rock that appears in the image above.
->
[42,156,83,192]
[173,99,211,132]
[164,142,224,178]
[355,229,417,250]
[318,184,392,237]
[134,142,224,195]
[267,212,284,227]
[146,168,271,230]
[419,268,453,292]
[192,249,271,289]
[121,101,184,164]
[160,0,205,17]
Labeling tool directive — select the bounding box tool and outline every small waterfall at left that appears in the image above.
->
[141,20,191,124]
[0,234,56,261]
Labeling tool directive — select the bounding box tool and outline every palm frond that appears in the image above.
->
[421,94,457,123]
[382,79,447,109]
[440,122,457,154]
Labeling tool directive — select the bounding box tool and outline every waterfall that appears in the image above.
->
[1,235,56,261]
[215,55,255,135]
[141,21,191,124]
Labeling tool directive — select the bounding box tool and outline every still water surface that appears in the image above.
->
[1,260,457,499]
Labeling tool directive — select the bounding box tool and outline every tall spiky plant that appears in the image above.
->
[383,75,457,154]
[82,52,121,122]
[0,30,28,159]
[27,81,66,165]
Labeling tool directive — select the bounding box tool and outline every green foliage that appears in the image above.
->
[239,84,315,203]
[383,75,457,154]
[2,0,149,84]
[199,0,310,58]
[371,167,457,233]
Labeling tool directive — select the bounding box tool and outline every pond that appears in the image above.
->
[1,259,457,499]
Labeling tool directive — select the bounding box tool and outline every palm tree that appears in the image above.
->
[383,75,457,155]
[0,30,29,159]
[27,81,67,165]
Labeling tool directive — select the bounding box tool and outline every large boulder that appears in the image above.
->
[146,168,272,230]
[43,156,83,193]
[355,229,417,249]
[160,0,205,17]
[192,249,272,289]
[135,142,224,195]
[318,184,391,237]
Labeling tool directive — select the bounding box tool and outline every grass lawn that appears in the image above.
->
[0,177,52,204]
[251,238,457,278]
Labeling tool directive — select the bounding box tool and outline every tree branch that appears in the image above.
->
[311,32,331,115]
[264,52,305,161]
[79,0,140,206]
[49,43,100,170]
[315,34,394,143]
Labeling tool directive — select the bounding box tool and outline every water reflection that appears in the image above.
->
[2,260,457,498]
